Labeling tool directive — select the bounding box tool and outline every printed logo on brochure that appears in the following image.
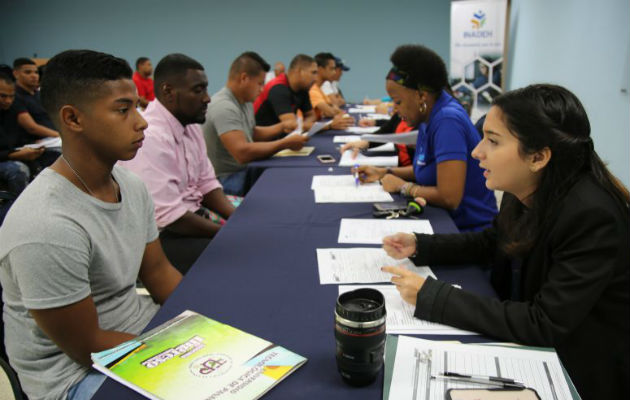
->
[471,10,486,29]
[189,354,233,378]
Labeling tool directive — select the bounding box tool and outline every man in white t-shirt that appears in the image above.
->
[323,57,349,107]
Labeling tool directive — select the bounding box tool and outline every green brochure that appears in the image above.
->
[92,310,307,400]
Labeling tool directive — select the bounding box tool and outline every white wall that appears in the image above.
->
[506,0,630,186]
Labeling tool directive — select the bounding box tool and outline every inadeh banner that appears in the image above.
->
[450,0,509,123]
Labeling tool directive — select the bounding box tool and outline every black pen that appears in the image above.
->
[434,371,525,388]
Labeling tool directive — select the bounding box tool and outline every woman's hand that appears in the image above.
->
[381,266,425,306]
[380,174,407,192]
[352,165,385,183]
[382,232,417,259]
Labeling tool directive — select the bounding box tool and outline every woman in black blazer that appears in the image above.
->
[382,84,629,400]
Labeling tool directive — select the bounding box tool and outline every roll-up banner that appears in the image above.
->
[450,0,510,122]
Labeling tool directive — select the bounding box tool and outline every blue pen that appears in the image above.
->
[353,164,360,187]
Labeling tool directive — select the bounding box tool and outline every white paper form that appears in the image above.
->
[311,175,392,203]
[343,126,380,134]
[338,150,398,167]
[311,175,380,189]
[286,116,303,136]
[347,105,376,113]
[333,135,362,143]
[339,285,476,335]
[361,130,418,145]
[317,248,421,284]
[304,120,331,137]
[314,186,393,203]
[368,143,395,152]
[338,218,433,244]
[367,113,391,120]
[388,336,573,400]
[19,137,62,149]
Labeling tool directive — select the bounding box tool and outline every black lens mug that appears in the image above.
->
[335,288,386,386]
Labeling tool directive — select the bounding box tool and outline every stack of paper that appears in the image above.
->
[310,175,393,203]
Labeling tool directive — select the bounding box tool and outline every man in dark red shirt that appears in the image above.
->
[132,57,154,109]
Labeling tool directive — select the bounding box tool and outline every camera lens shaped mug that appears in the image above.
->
[334,288,387,386]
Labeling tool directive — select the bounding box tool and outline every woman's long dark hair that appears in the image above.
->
[494,84,629,255]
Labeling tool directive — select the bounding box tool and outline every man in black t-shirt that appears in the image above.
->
[0,73,43,194]
[253,54,317,132]
[12,58,59,143]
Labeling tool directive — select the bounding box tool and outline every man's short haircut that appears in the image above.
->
[0,71,15,85]
[40,50,132,127]
[288,54,315,71]
[135,57,150,70]
[13,58,36,70]
[153,53,204,92]
[0,65,14,83]
[229,51,270,78]
[314,52,335,68]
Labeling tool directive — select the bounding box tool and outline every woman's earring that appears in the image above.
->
[419,102,427,114]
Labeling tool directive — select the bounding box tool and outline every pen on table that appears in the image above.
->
[433,371,525,388]
[353,164,360,187]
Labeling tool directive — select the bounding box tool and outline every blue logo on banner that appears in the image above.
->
[471,10,486,29]
[464,9,493,38]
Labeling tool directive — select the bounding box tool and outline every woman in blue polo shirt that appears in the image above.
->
[356,44,497,231]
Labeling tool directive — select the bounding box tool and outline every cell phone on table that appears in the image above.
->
[446,388,541,400]
[317,154,336,164]
[373,200,408,212]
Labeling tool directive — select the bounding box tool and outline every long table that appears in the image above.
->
[93,167,496,400]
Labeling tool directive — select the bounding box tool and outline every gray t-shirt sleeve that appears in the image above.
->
[8,240,91,310]
[210,101,246,136]
[143,184,159,243]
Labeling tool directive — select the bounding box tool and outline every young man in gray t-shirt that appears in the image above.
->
[0,50,182,400]
[202,51,308,196]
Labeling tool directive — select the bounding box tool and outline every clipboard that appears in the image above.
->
[382,335,582,400]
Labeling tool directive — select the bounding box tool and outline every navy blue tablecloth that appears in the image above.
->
[93,167,496,400]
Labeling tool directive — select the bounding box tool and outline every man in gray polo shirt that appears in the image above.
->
[0,50,182,400]
[203,52,309,196]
